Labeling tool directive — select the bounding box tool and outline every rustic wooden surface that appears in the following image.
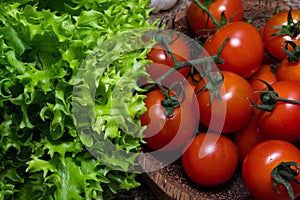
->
[139,154,253,200]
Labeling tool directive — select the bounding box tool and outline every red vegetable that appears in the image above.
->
[242,140,300,200]
[182,133,238,186]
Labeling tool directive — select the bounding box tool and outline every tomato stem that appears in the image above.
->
[192,0,221,28]
[251,79,300,111]
[271,8,300,38]
[155,33,229,105]
[284,41,300,63]
[155,35,229,84]
[276,97,300,105]
[159,82,185,118]
[196,71,224,103]
[214,36,230,63]
[202,0,214,7]
[147,30,230,115]
[271,161,300,200]
[263,52,281,65]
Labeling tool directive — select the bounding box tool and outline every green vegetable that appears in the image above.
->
[0,0,156,199]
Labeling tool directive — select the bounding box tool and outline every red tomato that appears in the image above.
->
[187,0,244,36]
[263,10,300,61]
[254,81,300,142]
[248,64,277,92]
[242,140,300,200]
[145,31,191,87]
[140,89,198,151]
[182,133,238,186]
[234,117,266,162]
[276,58,300,82]
[195,70,254,134]
[204,21,264,78]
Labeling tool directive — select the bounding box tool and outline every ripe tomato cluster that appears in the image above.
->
[140,1,300,199]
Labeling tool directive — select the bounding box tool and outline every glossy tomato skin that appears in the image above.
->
[248,64,277,92]
[242,140,300,200]
[195,70,254,134]
[276,58,300,82]
[187,0,244,36]
[254,81,300,142]
[145,32,191,87]
[204,21,264,78]
[263,10,300,61]
[234,117,266,162]
[140,89,198,151]
[182,133,238,186]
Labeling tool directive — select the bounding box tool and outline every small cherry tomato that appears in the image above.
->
[242,140,300,200]
[254,81,300,142]
[140,89,198,151]
[195,70,254,134]
[187,0,244,37]
[145,31,191,87]
[182,133,238,186]
[204,21,264,78]
[263,9,300,61]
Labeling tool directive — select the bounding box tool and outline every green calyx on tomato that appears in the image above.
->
[193,37,230,102]
[159,83,185,118]
[242,140,300,199]
[251,79,300,111]
[272,8,300,38]
[202,0,215,7]
[271,161,300,200]
[146,29,229,83]
[270,63,279,73]
[196,70,224,102]
[144,30,230,115]
[283,41,300,63]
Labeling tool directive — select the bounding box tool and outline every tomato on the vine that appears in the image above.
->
[140,88,198,151]
[204,21,264,78]
[242,140,300,200]
[195,70,254,134]
[145,31,191,87]
[263,9,300,61]
[182,133,238,187]
[187,0,244,37]
[253,81,300,142]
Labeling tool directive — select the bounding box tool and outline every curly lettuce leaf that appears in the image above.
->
[0,0,156,199]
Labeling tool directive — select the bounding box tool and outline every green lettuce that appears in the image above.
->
[0,0,156,199]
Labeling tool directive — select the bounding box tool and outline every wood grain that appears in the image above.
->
[140,153,253,200]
